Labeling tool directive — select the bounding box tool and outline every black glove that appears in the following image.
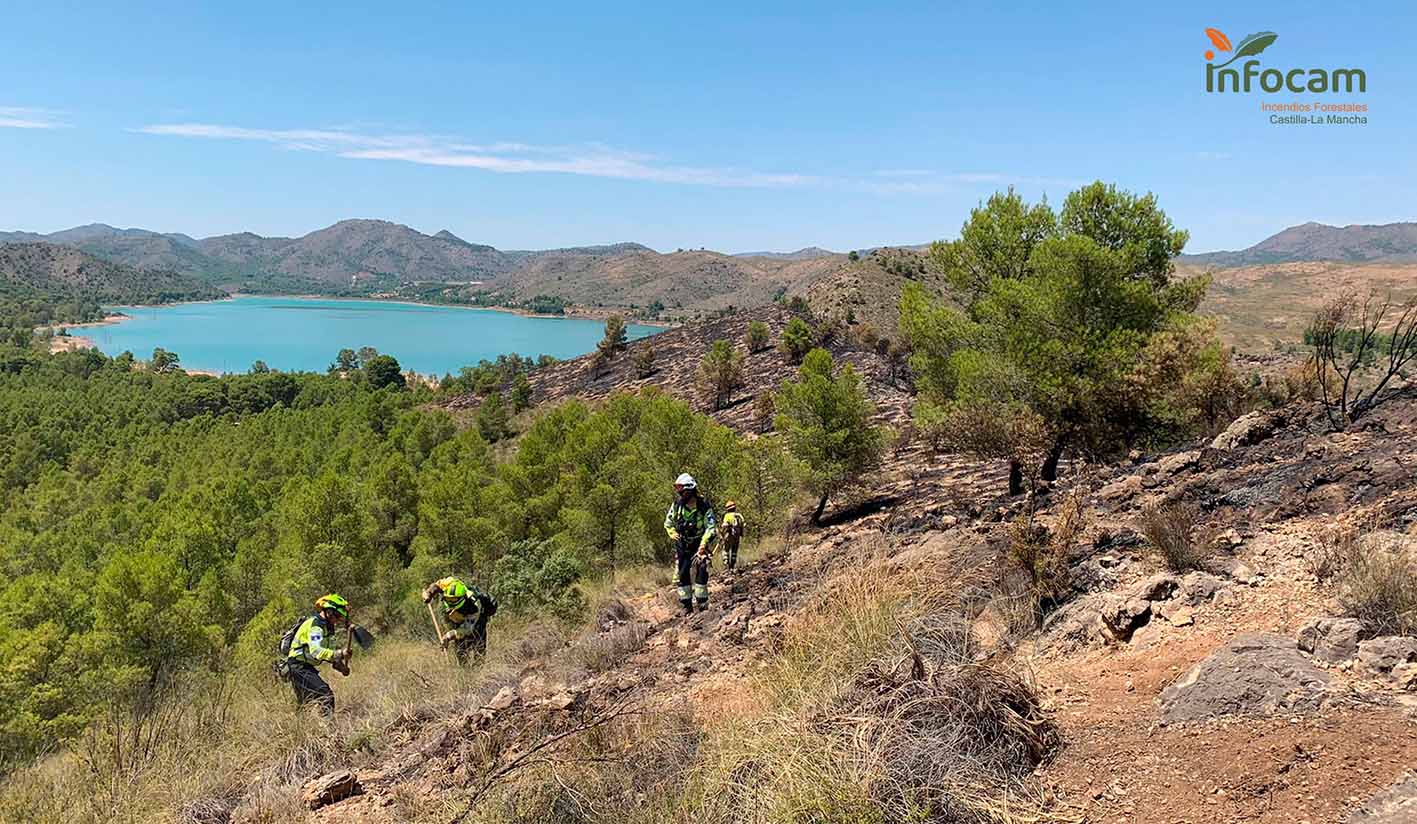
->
[333,657,350,676]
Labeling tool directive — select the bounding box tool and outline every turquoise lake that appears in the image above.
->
[81,296,660,376]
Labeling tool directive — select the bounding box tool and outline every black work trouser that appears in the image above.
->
[289,661,334,716]
[722,535,740,570]
[676,545,709,608]
[451,612,490,665]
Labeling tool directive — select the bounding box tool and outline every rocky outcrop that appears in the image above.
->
[1044,567,1234,650]
[1209,410,1282,451]
[1158,633,1331,723]
[1206,555,1259,585]
[302,770,362,809]
[1348,772,1417,823]
[1357,636,1417,677]
[1177,571,1232,605]
[1297,617,1364,664]
[715,602,754,645]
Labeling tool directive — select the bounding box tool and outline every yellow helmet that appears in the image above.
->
[440,578,469,603]
[315,593,349,619]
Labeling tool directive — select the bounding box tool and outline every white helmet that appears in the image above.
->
[675,473,697,489]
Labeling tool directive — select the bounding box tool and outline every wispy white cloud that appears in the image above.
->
[136,122,820,188]
[135,121,1079,194]
[862,172,1086,195]
[0,106,67,129]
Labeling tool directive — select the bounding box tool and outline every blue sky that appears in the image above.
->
[1,2,1411,253]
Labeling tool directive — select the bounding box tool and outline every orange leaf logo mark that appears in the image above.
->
[1204,27,1231,61]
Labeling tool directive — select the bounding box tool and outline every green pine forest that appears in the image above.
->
[0,338,811,771]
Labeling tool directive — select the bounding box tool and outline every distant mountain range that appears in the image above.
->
[0,220,841,291]
[733,247,839,261]
[7,217,1417,328]
[1183,221,1417,267]
[0,220,866,319]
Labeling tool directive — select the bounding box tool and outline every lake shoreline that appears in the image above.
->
[300,293,676,328]
[60,294,663,377]
[104,292,675,328]
[43,312,133,355]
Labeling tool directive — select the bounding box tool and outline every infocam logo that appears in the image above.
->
[1203,28,1366,93]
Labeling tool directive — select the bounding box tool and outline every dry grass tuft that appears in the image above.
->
[836,655,1057,820]
[1334,530,1417,636]
[0,623,555,824]
[568,622,648,673]
[689,560,1057,824]
[1308,524,1359,583]
[1138,501,1209,572]
[1008,491,1086,606]
[455,704,701,824]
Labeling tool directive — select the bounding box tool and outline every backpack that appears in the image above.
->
[272,615,308,681]
[472,586,499,619]
[724,514,744,539]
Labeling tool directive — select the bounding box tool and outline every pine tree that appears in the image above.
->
[774,349,887,523]
[779,318,813,363]
[697,339,745,410]
[746,320,771,353]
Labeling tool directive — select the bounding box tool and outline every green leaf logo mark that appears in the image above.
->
[1212,31,1278,68]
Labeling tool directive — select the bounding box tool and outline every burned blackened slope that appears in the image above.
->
[442,305,914,434]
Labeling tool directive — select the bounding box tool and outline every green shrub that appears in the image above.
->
[492,539,587,623]
[903,182,1224,492]
[476,390,511,442]
[633,344,656,378]
[746,321,771,353]
[697,339,744,410]
[779,317,814,363]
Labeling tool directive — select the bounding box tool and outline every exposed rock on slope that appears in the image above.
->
[1157,632,1332,723]
[444,305,913,434]
[1350,773,1417,823]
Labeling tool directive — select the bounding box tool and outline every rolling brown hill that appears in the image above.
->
[1183,221,1417,267]
[0,242,221,304]
[786,246,945,343]
[443,304,912,434]
[1187,259,1417,351]
[2,218,950,328]
[486,248,845,315]
[0,224,219,281]
[236,219,511,285]
[732,246,838,260]
[0,221,859,317]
